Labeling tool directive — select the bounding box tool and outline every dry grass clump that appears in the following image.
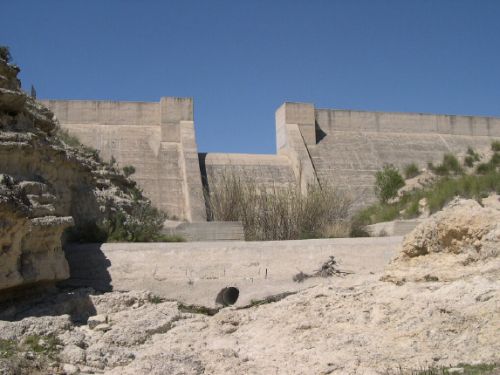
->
[293,256,351,282]
[205,173,352,241]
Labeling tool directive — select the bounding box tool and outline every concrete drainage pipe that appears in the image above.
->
[216,287,239,306]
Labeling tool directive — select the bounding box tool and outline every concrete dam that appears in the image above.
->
[41,98,500,222]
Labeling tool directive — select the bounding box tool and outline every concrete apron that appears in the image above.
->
[62,237,403,308]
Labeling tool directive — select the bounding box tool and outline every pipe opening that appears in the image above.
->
[216,287,239,306]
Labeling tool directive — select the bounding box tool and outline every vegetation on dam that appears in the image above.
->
[355,142,500,227]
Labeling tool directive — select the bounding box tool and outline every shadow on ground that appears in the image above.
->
[0,243,112,324]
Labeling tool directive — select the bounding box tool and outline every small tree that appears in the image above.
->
[403,163,420,179]
[464,146,481,168]
[374,164,405,203]
[30,84,37,99]
[123,165,136,178]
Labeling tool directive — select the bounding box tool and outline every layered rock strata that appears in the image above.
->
[0,53,152,294]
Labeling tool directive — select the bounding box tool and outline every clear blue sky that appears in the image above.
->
[3,1,500,154]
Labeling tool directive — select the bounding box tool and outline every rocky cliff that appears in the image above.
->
[0,49,162,296]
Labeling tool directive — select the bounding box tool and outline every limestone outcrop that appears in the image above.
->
[0,263,498,374]
[0,52,158,295]
[0,201,498,373]
[0,174,73,291]
[382,198,500,284]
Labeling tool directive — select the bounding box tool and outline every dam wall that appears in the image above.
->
[43,98,500,220]
[200,153,297,192]
[61,237,401,307]
[41,98,206,221]
[310,107,500,206]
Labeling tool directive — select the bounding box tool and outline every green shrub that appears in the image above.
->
[403,199,420,218]
[443,153,463,173]
[464,156,475,168]
[429,163,447,175]
[476,152,500,174]
[123,165,136,177]
[492,152,500,165]
[354,169,500,226]
[476,162,495,175]
[374,164,405,203]
[403,163,420,179]
[464,147,481,167]
[0,46,11,62]
[467,146,479,161]
[467,146,481,159]
[66,199,170,243]
[491,140,500,152]
[104,200,168,242]
[430,153,463,176]
[441,154,463,174]
[360,202,402,224]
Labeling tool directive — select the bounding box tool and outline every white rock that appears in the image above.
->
[383,198,500,283]
[62,363,79,374]
[60,344,86,364]
[88,314,108,329]
[93,323,111,332]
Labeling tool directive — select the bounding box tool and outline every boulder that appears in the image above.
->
[382,198,500,284]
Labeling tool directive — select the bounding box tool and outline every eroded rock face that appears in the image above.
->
[382,198,500,284]
[0,54,152,294]
[0,56,80,293]
[0,174,73,291]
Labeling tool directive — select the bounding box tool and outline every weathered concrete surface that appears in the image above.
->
[163,221,245,241]
[366,219,422,237]
[311,108,500,207]
[41,98,206,221]
[275,102,318,193]
[201,152,297,192]
[61,237,401,307]
[44,98,500,218]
